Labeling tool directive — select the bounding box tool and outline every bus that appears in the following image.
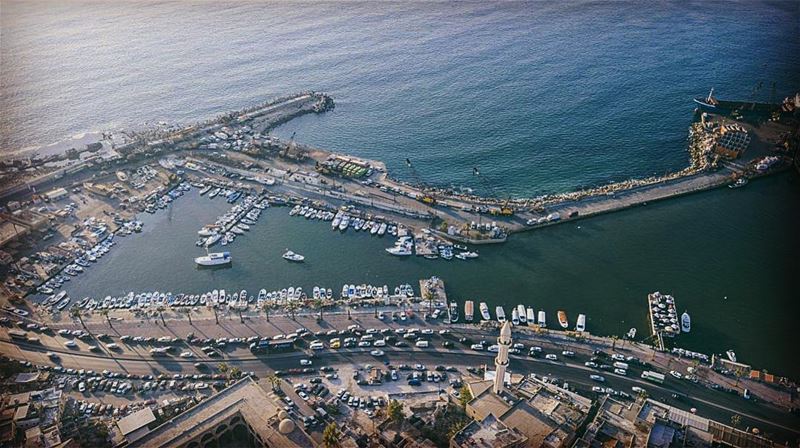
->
[641,371,665,384]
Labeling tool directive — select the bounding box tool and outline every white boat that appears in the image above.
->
[282,250,305,262]
[516,305,526,324]
[464,301,474,322]
[537,310,546,327]
[386,246,412,256]
[378,223,387,236]
[495,306,506,323]
[449,302,459,323]
[627,328,636,339]
[511,308,520,325]
[338,216,350,231]
[526,307,535,324]
[194,251,231,266]
[575,314,586,332]
[681,311,691,333]
[479,302,491,321]
[726,350,737,363]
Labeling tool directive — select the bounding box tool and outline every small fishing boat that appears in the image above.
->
[464,301,474,322]
[282,250,305,262]
[557,310,569,329]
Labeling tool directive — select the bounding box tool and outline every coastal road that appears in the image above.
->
[3,337,799,444]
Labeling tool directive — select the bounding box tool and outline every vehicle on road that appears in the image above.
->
[370,350,385,356]
[545,354,558,361]
[300,359,312,366]
[641,371,665,384]
[590,375,605,382]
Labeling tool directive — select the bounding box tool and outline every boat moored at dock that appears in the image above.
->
[194,251,231,267]
[681,311,691,333]
[575,313,586,332]
[557,310,568,329]
[516,304,526,324]
[495,306,506,323]
[464,300,474,322]
[537,310,546,327]
[479,302,491,321]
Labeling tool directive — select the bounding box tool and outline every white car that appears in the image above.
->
[300,359,312,366]
[357,341,371,347]
[309,342,324,350]
[78,382,86,392]
[179,351,194,358]
[64,340,78,348]
[421,329,433,335]
[106,343,119,349]
[669,370,683,379]
[614,368,627,376]
[470,344,484,351]
[487,345,500,353]
[590,374,605,382]
[631,386,646,394]
[370,350,385,357]
[545,354,558,361]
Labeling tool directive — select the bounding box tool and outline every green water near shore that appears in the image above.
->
[60,172,800,378]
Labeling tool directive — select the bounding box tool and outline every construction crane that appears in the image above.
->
[472,167,514,216]
[405,158,437,206]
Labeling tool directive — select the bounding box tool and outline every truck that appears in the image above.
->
[641,371,665,384]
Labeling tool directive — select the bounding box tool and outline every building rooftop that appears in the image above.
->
[126,377,313,448]
[116,408,156,437]
[452,414,527,448]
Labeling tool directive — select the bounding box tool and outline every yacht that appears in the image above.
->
[511,308,520,325]
[726,350,737,363]
[479,302,491,321]
[386,245,412,256]
[338,215,350,231]
[449,302,459,323]
[495,306,506,323]
[526,307,535,324]
[575,314,586,332]
[626,328,636,339]
[516,305,526,324]
[464,301,474,322]
[282,250,305,262]
[557,310,569,329]
[681,311,691,333]
[537,310,546,327]
[194,251,231,266]
[455,251,479,260]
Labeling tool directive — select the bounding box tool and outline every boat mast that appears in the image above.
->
[707,87,714,103]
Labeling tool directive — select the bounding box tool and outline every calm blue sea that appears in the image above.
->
[2,1,797,195]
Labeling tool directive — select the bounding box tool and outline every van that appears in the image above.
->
[315,407,328,419]
[613,362,629,370]
[415,340,429,348]
[360,334,374,342]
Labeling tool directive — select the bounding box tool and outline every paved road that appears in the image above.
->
[3,335,799,444]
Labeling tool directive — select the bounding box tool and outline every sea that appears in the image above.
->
[1,1,798,377]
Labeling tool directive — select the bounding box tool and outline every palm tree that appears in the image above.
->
[229,366,241,380]
[99,309,111,327]
[217,362,229,375]
[266,373,281,392]
[261,302,272,322]
[182,308,192,325]
[313,299,324,321]
[285,302,299,320]
[322,422,341,448]
[373,298,379,317]
[387,399,404,425]
[70,307,86,328]
[458,384,473,408]
[210,305,219,325]
[156,306,166,325]
[730,413,741,428]
[237,308,244,323]
[611,335,619,350]
[424,291,435,317]
[346,305,351,320]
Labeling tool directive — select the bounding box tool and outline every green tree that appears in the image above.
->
[387,399,404,425]
[181,308,192,325]
[99,309,111,327]
[229,366,241,380]
[70,307,86,329]
[156,306,166,325]
[424,291,435,316]
[313,298,325,321]
[458,384,473,408]
[210,305,219,325]
[322,422,341,448]
[285,302,300,320]
[217,362,229,375]
[261,302,272,322]
[266,373,281,392]
[730,414,742,428]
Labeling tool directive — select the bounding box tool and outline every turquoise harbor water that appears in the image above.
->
[2,2,799,376]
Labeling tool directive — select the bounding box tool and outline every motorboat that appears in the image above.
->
[729,178,748,189]
[449,302,459,323]
[194,251,231,267]
[626,328,637,339]
[517,305,526,324]
[526,307,535,324]
[282,250,305,262]
[511,308,520,325]
[726,350,737,363]
[479,302,491,321]
[386,245,412,256]
[464,301,474,322]
[537,310,546,327]
[681,311,691,333]
[557,310,569,329]
[575,314,586,332]
[495,306,506,323]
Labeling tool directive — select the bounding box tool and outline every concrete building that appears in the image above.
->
[450,414,527,448]
[120,377,315,448]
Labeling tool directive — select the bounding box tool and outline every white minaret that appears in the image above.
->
[493,321,512,394]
